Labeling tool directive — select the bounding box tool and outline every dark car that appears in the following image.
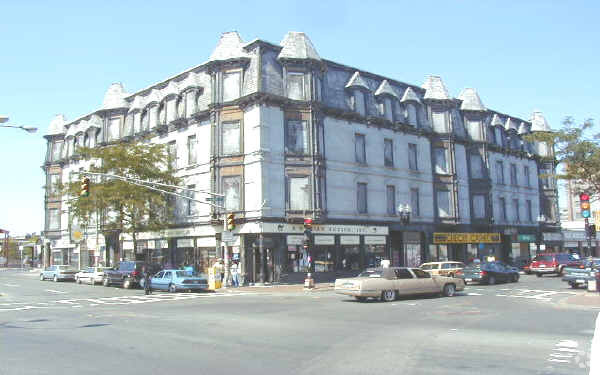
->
[530,253,582,277]
[103,261,162,289]
[458,261,520,285]
[562,258,600,289]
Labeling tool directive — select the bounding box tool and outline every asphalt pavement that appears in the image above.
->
[0,269,598,375]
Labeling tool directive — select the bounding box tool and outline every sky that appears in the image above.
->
[1,0,598,236]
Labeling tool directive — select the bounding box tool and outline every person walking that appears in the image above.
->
[230,260,240,287]
[143,265,152,295]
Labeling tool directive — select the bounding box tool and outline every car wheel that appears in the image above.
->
[443,284,456,297]
[463,280,468,285]
[512,274,519,283]
[39,274,44,281]
[76,277,81,284]
[381,290,396,302]
[168,284,177,293]
[53,275,58,282]
[354,296,367,302]
[123,279,132,289]
[557,267,564,276]
[103,277,110,287]
[488,276,496,285]
[536,273,542,278]
[569,282,577,289]
[139,278,145,288]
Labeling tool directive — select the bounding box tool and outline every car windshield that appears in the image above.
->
[421,264,437,270]
[534,255,553,262]
[57,266,76,271]
[358,270,383,278]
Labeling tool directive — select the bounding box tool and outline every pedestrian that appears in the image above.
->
[231,260,240,287]
[143,265,152,295]
[214,258,224,283]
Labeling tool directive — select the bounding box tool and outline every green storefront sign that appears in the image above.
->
[517,234,536,242]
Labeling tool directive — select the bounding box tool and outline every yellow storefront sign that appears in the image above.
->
[433,232,501,244]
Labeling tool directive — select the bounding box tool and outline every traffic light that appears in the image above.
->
[226,213,235,231]
[580,193,591,218]
[80,177,90,197]
[303,218,313,230]
[588,224,597,239]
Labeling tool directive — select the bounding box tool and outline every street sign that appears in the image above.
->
[205,197,224,202]
[222,231,234,243]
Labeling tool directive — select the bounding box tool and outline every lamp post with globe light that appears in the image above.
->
[0,116,37,133]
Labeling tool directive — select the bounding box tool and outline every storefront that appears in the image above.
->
[563,230,589,256]
[542,232,563,253]
[515,234,536,260]
[431,232,501,263]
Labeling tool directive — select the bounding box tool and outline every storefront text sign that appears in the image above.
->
[562,231,587,241]
[287,235,304,246]
[177,239,194,248]
[543,232,563,242]
[364,236,386,245]
[314,235,335,245]
[262,223,388,235]
[340,236,360,245]
[433,232,501,244]
[517,234,536,242]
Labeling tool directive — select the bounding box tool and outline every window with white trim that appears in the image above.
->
[108,117,120,141]
[410,188,420,217]
[357,183,368,214]
[384,139,394,167]
[286,72,305,100]
[48,209,60,231]
[187,135,197,165]
[355,134,366,164]
[288,176,312,211]
[286,120,309,154]
[470,153,484,179]
[223,71,241,102]
[437,190,451,218]
[434,147,448,174]
[223,176,241,211]
[473,194,486,219]
[222,121,241,155]
[386,185,396,215]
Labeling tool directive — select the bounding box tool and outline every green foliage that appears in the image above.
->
[526,117,598,197]
[61,140,181,242]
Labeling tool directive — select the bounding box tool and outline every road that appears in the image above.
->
[0,270,598,375]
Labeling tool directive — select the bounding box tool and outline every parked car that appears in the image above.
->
[458,261,519,285]
[529,253,582,277]
[144,269,209,292]
[334,267,465,302]
[75,266,111,285]
[420,261,466,278]
[103,261,161,288]
[561,258,600,289]
[39,265,77,282]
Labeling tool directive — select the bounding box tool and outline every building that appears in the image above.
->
[42,31,560,283]
[560,180,599,256]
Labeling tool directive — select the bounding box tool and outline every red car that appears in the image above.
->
[529,253,582,277]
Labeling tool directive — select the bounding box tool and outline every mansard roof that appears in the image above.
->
[518,121,529,135]
[422,75,451,100]
[400,87,421,103]
[277,32,321,61]
[490,114,504,127]
[46,114,66,136]
[457,88,485,111]
[345,71,370,90]
[374,80,399,99]
[129,95,146,112]
[102,83,129,110]
[530,110,551,132]
[208,31,250,62]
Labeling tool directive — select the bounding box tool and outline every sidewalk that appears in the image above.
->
[219,282,335,294]
[562,292,600,308]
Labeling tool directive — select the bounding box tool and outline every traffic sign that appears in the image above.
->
[205,197,224,202]
[222,231,234,243]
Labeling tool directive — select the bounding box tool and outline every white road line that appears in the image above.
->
[548,359,570,363]
[45,289,67,294]
[467,293,482,296]
[3,283,19,287]
[590,312,600,375]
[556,340,579,348]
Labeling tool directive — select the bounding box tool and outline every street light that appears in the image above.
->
[398,204,412,225]
[0,116,37,133]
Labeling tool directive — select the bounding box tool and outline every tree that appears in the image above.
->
[61,140,181,262]
[526,117,598,198]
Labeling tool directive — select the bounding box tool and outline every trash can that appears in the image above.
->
[208,266,221,290]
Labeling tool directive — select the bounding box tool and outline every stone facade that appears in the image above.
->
[41,31,560,282]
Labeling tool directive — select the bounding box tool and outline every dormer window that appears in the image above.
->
[176,96,185,119]
[141,110,149,132]
[488,126,496,144]
[286,71,305,100]
[158,102,166,125]
[351,90,366,116]
[405,103,417,126]
[107,117,120,142]
[432,111,447,133]
[495,127,503,147]
[51,140,63,162]
[223,70,241,102]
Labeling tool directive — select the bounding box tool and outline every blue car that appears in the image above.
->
[144,269,209,293]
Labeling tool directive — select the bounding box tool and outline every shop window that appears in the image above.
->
[513,198,520,222]
[357,183,368,214]
[288,176,312,211]
[222,121,241,155]
[437,190,451,218]
[470,153,484,178]
[434,147,448,174]
[48,209,60,231]
[410,188,420,217]
[408,143,418,171]
[187,135,197,165]
[285,120,309,154]
[167,141,177,170]
[510,163,518,185]
[473,194,486,219]
[384,139,394,167]
[429,244,448,262]
[355,133,366,164]
[223,71,241,102]
[223,176,241,211]
[386,185,396,215]
[496,160,504,184]
[366,245,385,268]
[107,117,120,142]
[286,72,305,100]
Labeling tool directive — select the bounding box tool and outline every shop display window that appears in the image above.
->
[404,243,421,267]
[366,245,385,268]
[429,244,448,262]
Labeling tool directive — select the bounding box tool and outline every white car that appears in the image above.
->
[75,266,111,285]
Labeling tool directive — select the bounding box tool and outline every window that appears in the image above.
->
[108,117,120,141]
[355,134,366,164]
[48,209,60,231]
[437,190,451,218]
[512,198,520,222]
[223,71,241,102]
[223,176,241,211]
[473,194,486,219]
[288,176,312,210]
[495,127,503,147]
[84,133,90,148]
[410,188,420,217]
[186,185,195,216]
[510,164,518,185]
[470,153,484,178]
[408,143,418,170]
[406,103,417,126]
[286,120,309,154]
[526,200,533,222]
[383,98,393,121]
[495,160,504,184]
[499,197,507,222]
[384,139,394,167]
[524,166,530,187]
[432,111,447,133]
[187,135,197,165]
[386,185,396,215]
[222,121,241,155]
[434,148,448,174]
[412,269,431,278]
[394,268,413,279]
[48,174,60,195]
[357,183,368,213]
[488,126,496,144]
[51,141,63,162]
[286,72,305,100]
[468,120,482,140]
[141,110,149,131]
[352,90,366,116]
[176,96,185,119]
[168,141,177,170]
